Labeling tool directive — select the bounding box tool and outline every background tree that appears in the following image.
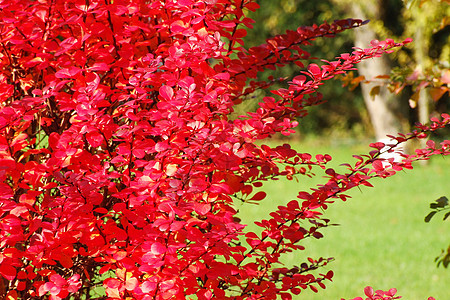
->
[345,0,408,140]
[390,0,450,132]
[339,0,450,140]
[247,0,450,140]
[244,0,371,137]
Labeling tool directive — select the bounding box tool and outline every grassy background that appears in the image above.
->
[236,137,449,300]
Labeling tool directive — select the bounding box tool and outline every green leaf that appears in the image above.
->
[436,246,450,268]
[430,196,448,209]
[436,196,449,207]
[444,257,450,268]
[424,211,437,223]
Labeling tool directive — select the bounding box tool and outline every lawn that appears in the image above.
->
[236,137,449,300]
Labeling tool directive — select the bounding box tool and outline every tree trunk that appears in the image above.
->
[350,2,406,140]
[412,12,432,133]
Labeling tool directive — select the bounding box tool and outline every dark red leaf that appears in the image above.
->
[250,191,267,201]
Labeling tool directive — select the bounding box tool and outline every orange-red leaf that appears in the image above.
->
[429,87,448,102]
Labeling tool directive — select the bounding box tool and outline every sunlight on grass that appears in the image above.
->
[236,137,449,299]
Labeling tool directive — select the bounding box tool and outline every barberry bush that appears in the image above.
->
[0,0,449,299]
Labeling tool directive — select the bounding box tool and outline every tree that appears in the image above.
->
[349,1,407,140]
[244,0,370,137]
[392,0,449,125]
[0,0,449,299]
[339,0,450,140]
[328,0,408,140]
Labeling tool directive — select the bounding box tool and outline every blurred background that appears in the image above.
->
[236,1,450,299]
[240,0,450,141]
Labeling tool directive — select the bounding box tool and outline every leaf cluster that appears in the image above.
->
[425,196,450,222]
[425,196,450,269]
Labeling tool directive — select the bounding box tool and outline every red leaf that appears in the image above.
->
[372,159,384,171]
[0,264,16,281]
[140,281,157,293]
[234,29,247,39]
[155,141,169,152]
[364,286,374,297]
[6,290,18,299]
[194,202,211,215]
[308,63,321,77]
[86,131,103,148]
[125,277,138,291]
[50,274,66,286]
[309,285,318,293]
[426,140,436,149]
[55,37,77,56]
[387,288,397,296]
[245,2,260,11]
[151,242,166,255]
[58,253,73,268]
[213,73,230,80]
[113,250,127,261]
[55,67,82,78]
[403,37,413,44]
[159,85,174,101]
[89,62,109,72]
[250,191,266,201]
[105,278,121,289]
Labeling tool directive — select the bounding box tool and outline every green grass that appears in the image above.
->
[235,137,449,300]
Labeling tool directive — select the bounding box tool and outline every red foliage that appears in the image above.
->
[0,0,448,299]
[342,286,402,300]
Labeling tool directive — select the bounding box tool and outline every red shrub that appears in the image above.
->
[0,0,448,299]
